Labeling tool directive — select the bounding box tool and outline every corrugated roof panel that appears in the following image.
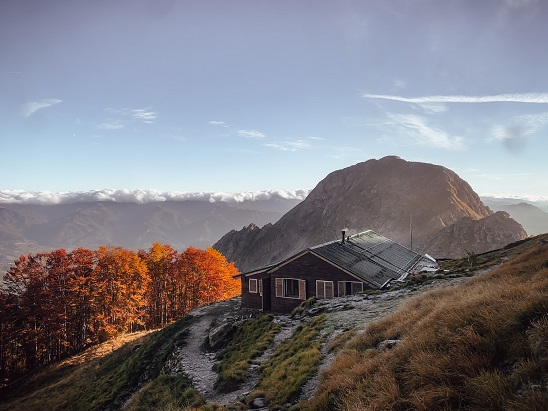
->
[311,230,424,287]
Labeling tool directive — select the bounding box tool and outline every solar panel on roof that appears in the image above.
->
[310,230,425,288]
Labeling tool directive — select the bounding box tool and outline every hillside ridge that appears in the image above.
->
[2,234,547,411]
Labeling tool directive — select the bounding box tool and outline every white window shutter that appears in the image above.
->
[338,282,345,297]
[316,281,324,299]
[325,281,334,299]
[299,280,306,300]
[275,278,283,297]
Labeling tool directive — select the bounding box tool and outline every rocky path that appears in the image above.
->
[162,299,240,403]
[162,298,301,405]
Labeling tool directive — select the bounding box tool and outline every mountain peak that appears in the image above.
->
[214,158,526,271]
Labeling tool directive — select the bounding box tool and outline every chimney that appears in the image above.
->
[341,230,346,244]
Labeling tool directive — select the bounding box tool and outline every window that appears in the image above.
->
[258,279,263,296]
[316,280,334,299]
[284,279,300,297]
[338,281,363,297]
[275,278,306,299]
[249,278,258,293]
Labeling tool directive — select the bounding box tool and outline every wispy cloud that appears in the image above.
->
[326,146,363,159]
[387,113,464,150]
[417,103,448,113]
[131,108,157,123]
[503,0,538,8]
[97,121,124,130]
[363,92,548,104]
[105,107,158,124]
[474,172,532,180]
[21,98,62,117]
[264,137,321,152]
[393,79,406,89]
[209,120,226,126]
[238,129,266,139]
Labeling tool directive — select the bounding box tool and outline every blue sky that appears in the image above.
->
[1,0,547,200]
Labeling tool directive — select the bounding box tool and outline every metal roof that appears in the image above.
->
[310,230,423,288]
[241,230,425,289]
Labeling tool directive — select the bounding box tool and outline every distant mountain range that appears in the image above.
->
[480,197,548,236]
[214,156,528,271]
[0,196,302,274]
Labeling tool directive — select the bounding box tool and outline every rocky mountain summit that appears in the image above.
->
[214,156,527,271]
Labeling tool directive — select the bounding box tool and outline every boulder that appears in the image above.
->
[208,321,234,349]
[377,339,400,350]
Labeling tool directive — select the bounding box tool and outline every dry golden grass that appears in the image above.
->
[302,243,548,411]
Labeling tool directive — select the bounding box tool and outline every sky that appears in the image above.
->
[1,0,547,203]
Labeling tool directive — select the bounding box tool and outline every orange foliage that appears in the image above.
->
[0,243,239,386]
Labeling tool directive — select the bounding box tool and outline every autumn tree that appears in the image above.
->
[179,247,239,310]
[93,246,150,338]
[140,242,179,328]
[66,247,97,350]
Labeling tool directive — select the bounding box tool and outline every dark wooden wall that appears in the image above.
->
[269,252,369,313]
[241,252,373,313]
[240,272,270,310]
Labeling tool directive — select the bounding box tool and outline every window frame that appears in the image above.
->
[249,278,258,293]
[275,278,306,300]
[337,281,363,297]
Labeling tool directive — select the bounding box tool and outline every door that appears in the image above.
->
[261,278,272,311]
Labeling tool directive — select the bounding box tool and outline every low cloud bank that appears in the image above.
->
[0,189,311,205]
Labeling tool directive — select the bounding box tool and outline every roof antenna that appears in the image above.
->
[410,214,413,251]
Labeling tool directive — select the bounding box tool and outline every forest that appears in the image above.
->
[0,243,239,386]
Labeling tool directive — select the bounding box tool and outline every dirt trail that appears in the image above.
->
[162,299,239,403]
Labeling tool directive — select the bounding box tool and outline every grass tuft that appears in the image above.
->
[125,375,205,411]
[252,315,326,409]
[214,314,281,392]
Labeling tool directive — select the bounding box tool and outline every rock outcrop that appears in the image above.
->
[418,211,527,259]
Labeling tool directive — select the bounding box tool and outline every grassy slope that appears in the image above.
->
[2,234,547,411]
[0,316,204,411]
[301,238,548,411]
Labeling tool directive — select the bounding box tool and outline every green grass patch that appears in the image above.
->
[328,329,357,353]
[251,315,326,409]
[125,375,205,411]
[214,314,281,392]
[290,297,317,318]
[70,317,195,411]
[0,316,198,411]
